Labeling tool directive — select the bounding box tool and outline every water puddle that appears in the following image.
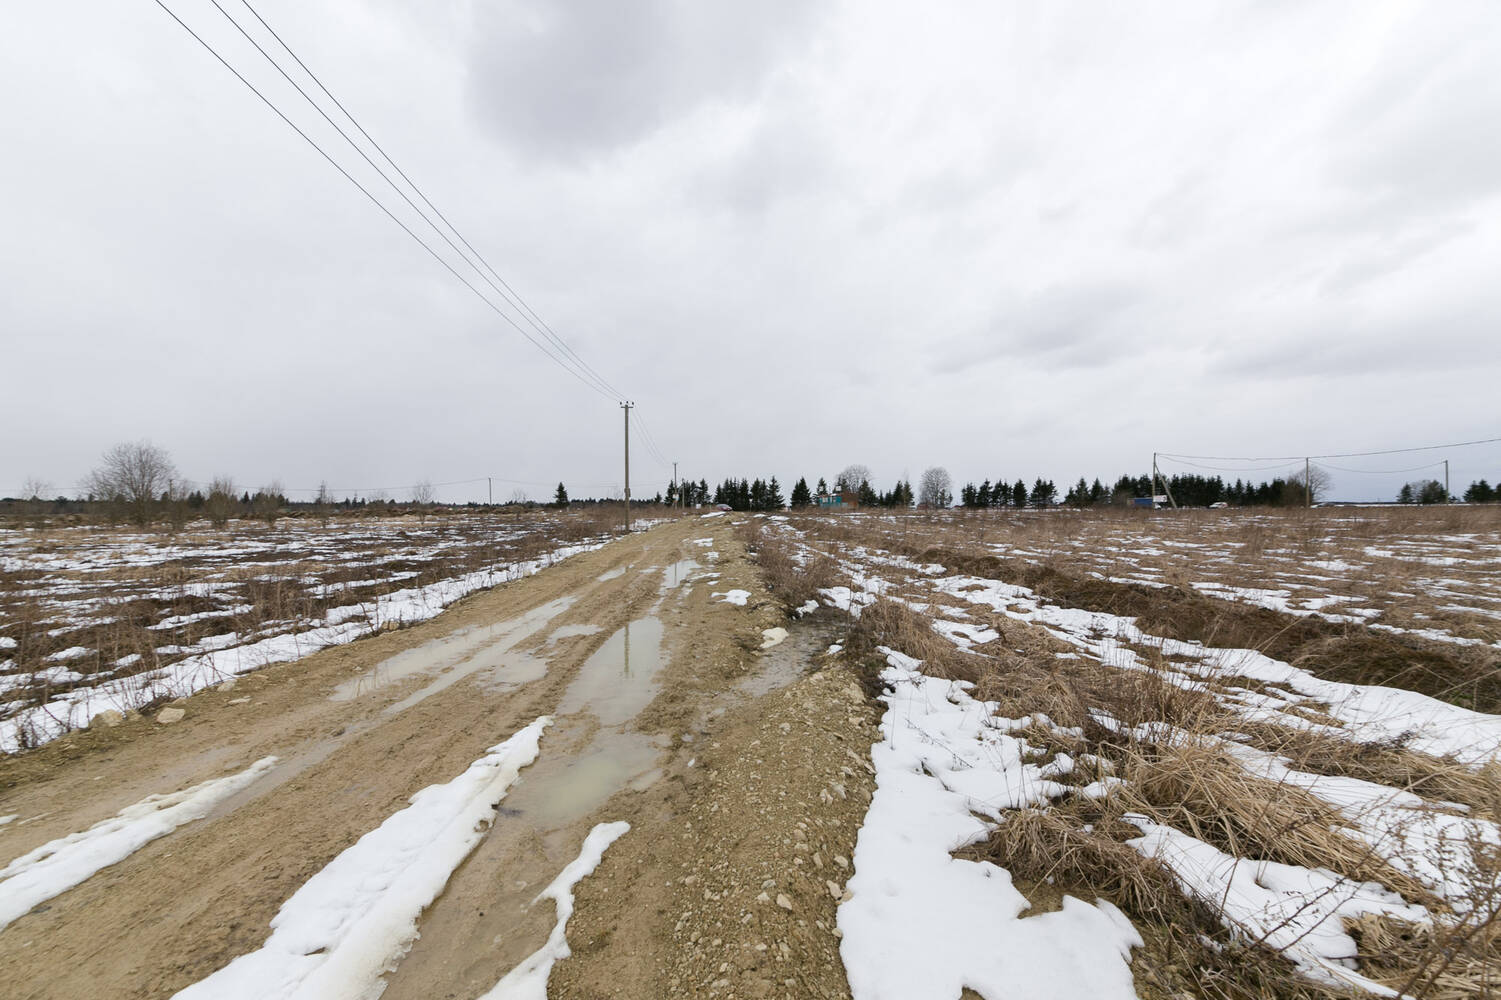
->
[596,566,626,582]
[501,716,665,833]
[736,612,845,698]
[555,616,666,726]
[660,558,701,592]
[330,596,574,709]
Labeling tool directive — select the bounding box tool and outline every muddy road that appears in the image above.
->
[0,516,876,1000]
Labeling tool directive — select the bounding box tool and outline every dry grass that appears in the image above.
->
[751,508,1501,998]
[0,507,633,737]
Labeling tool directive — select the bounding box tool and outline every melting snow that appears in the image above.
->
[1,757,277,930]
[173,718,549,1000]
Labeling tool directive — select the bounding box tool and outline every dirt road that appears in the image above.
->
[0,516,876,1000]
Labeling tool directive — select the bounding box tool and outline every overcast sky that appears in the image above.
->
[4,0,1499,503]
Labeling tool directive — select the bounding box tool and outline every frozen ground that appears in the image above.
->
[0,513,617,750]
[763,512,1501,996]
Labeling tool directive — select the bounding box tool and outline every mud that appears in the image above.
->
[0,515,875,1000]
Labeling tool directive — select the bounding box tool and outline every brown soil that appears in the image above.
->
[0,516,875,1000]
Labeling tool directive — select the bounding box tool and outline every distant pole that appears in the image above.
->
[621,401,633,532]
[488,477,492,507]
[1152,452,1158,510]
[1445,459,1450,503]
[1305,457,1311,509]
[673,461,678,511]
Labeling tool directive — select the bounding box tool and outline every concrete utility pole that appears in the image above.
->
[1445,459,1450,503]
[488,477,492,507]
[672,461,678,511]
[1305,457,1312,509]
[621,401,633,533]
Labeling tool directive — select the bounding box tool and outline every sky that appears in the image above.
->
[3,0,1500,503]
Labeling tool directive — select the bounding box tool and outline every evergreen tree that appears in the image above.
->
[857,478,879,507]
[960,483,977,507]
[1417,480,1448,504]
[816,477,829,496]
[790,477,812,509]
[1012,479,1027,507]
[554,482,568,507]
[977,480,992,507]
[1089,478,1105,504]
[1463,479,1494,503]
[1030,478,1056,508]
[768,477,786,510]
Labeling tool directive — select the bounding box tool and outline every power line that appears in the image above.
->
[223,0,626,402]
[152,0,617,402]
[631,410,671,469]
[1160,434,1501,463]
[1314,460,1448,476]
[1156,457,1306,475]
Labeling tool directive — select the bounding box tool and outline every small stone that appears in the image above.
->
[226,697,250,706]
[775,893,793,911]
[89,709,124,729]
[756,892,771,903]
[216,678,237,693]
[826,880,842,900]
[155,707,186,724]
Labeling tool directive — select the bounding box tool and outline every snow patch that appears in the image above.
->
[173,719,549,1000]
[1,757,277,931]
[477,821,631,999]
[838,652,1142,1000]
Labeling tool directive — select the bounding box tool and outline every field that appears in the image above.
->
[747,505,1501,998]
[0,508,625,749]
[0,504,1497,999]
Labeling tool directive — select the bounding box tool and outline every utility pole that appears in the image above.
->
[673,461,678,511]
[621,401,633,533]
[1305,457,1312,509]
[488,477,492,507]
[1445,459,1450,503]
[1151,453,1178,510]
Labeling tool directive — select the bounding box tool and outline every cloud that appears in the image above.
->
[932,283,1145,375]
[465,0,825,162]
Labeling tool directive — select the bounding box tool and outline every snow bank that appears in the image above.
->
[838,652,1142,1000]
[1127,816,1425,995]
[478,821,631,999]
[935,574,1501,765]
[173,718,550,1000]
[713,589,751,606]
[1,756,276,930]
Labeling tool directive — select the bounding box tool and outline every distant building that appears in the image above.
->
[816,491,859,510]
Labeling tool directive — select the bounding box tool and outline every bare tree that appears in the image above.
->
[255,482,283,528]
[918,467,953,509]
[315,480,334,525]
[411,480,435,522]
[20,476,51,502]
[835,464,872,494]
[82,441,178,526]
[205,476,237,528]
[1286,466,1333,506]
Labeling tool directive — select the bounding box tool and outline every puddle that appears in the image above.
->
[596,566,626,582]
[555,616,666,726]
[660,558,701,592]
[330,596,574,708]
[501,716,665,833]
[736,613,845,698]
